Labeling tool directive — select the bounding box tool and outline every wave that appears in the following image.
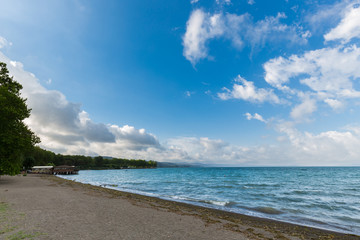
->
[168,195,231,207]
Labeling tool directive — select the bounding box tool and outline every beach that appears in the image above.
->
[0,175,359,240]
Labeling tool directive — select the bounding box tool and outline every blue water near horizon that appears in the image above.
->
[59,167,360,235]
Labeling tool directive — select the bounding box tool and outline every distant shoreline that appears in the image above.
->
[1,174,359,239]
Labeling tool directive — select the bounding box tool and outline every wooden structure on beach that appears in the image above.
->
[53,165,79,175]
[31,165,79,175]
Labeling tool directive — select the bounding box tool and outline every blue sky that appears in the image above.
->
[1,0,360,166]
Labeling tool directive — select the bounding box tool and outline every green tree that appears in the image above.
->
[23,156,35,170]
[94,156,104,168]
[0,62,40,175]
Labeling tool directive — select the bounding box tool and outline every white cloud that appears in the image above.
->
[301,30,311,39]
[247,0,255,5]
[261,2,360,122]
[185,91,195,97]
[290,96,317,121]
[324,98,344,110]
[190,0,200,4]
[162,137,250,164]
[324,3,360,43]
[306,0,349,33]
[245,113,266,123]
[275,123,360,165]
[216,0,231,5]
[264,54,313,91]
[182,9,224,65]
[0,36,12,49]
[183,10,309,65]
[264,45,360,99]
[263,44,360,122]
[218,75,280,103]
[245,12,309,51]
[156,127,360,165]
[109,125,159,150]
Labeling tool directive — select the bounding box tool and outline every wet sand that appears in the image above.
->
[0,175,359,240]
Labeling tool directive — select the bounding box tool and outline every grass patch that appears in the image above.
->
[0,202,14,235]
[0,225,17,234]
[0,201,42,239]
[5,230,41,240]
[0,201,8,212]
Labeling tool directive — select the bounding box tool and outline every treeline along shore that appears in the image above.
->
[24,146,157,170]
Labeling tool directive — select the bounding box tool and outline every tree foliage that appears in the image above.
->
[27,147,157,170]
[0,62,40,175]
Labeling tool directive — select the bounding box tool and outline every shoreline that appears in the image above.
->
[1,174,359,239]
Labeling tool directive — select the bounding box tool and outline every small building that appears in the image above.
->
[31,166,54,174]
[53,165,79,175]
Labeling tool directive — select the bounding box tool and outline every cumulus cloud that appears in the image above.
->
[260,1,360,123]
[183,10,309,65]
[324,98,344,110]
[0,51,159,157]
[264,45,360,101]
[182,9,224,65]
[218,75,280,103]
[324,3,360,43]
[245,113,266,123]
[109,125,159,150]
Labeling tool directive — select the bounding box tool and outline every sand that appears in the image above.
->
[0,175,359,240]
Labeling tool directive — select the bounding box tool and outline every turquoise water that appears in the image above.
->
[59,167,360,235]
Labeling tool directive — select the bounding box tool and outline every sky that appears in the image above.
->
[1,0,360,166]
